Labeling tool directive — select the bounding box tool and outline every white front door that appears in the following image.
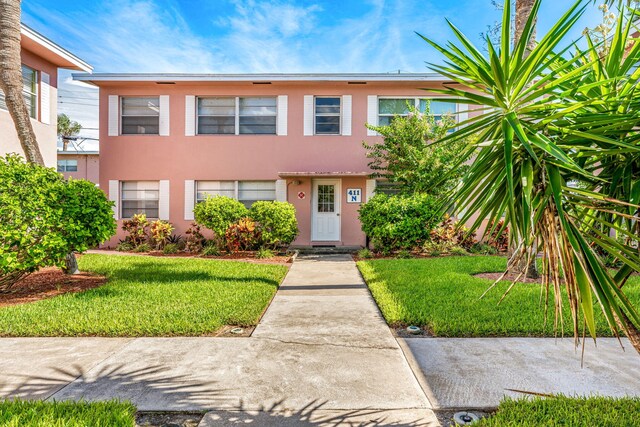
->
[312,179,341,241]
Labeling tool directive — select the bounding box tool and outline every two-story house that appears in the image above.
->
[0,25,91,167]
[73,73,464,248]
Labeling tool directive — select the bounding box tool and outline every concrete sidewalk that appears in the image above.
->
[0,255,436,426]
[401,337,640,410]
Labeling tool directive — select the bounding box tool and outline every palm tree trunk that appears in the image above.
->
[514,0,537,52]
[0,0,44,165]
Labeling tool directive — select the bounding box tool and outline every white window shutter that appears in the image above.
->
[303,95,314,136]
[341,95,352,136]
[40,72,50,124]
[108,95,119,136]
[185,95,195,136]
[159,95,170,136]
[275,179,287,202]
[108,180,119,220]
[366,95,378,136]
[159,180,170,220]
[184,180,195,221]
[365,179,377,202]
[276,95,288,136]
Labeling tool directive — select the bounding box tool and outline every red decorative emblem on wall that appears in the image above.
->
[297,191,306,199]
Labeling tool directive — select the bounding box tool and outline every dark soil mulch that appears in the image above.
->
[135,250,293,265]
[0,268,107,307]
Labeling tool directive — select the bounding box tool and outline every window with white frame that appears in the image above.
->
[121,181,159,219]
[121,97,160,135]
[0,65,37,119]
[57,159,78,172]
[197,97,277,135]
[196,180,276,207]
[196,181,236,202]
[314,97,341,135]
[238,181,276,207]
[378,98,456,126]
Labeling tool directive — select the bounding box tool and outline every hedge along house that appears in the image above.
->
[0,25,92,168]
[73,73,466,248]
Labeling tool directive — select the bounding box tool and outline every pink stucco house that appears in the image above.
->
[57,150,99,183]
[73,73,465,248]
[0,25,91,168]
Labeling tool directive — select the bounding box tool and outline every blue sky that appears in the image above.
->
[21,0,603,148]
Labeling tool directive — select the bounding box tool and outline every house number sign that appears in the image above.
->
[346,188,362,203]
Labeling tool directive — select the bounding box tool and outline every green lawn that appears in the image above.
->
[476,395,640,427]
[0,400,135,427]
[0,254,288,336]
[357,256,640,337]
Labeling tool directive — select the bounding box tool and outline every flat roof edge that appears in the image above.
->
[72,72,448,83]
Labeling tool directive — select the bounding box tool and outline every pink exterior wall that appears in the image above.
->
[96,79,457,247]
[0,49,58,167]
[59,153,99,183]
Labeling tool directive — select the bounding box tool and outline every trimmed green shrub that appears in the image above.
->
[163,243,179,254]
[133,243,151,253]
[0,155,115,290]
[202,241,221,256]
[249,201,299,248]
[359,193,441,252]
[256,247,275,259]
[194,196,248,237]
[357,248,373,259]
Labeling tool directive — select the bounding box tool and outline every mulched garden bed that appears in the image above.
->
[0,268,107,307]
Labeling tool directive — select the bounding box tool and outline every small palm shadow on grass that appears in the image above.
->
[2,363,225,410]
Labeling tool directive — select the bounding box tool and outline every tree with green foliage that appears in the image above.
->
[0,155,116,290]
[363,104,470,195]
[57,113,82,151]
[421,0,640,353]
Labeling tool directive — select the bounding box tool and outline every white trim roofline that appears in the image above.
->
[72,72,448,84]
[21,24,92,72]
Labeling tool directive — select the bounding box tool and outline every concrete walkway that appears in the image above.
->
[401,337,640,410]
[0,255,437,426]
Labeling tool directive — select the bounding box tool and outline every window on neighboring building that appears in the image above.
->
[314,97,341,135]
[0,65,37,119]
[121,97,160,135]
[57,159,78,172]
[197,97,277,135]
[196,180,276,207]
[378,98,457,126]
[121,181,159,218]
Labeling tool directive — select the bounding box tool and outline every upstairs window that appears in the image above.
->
[57,159,78,172]
[197,97,235,135]
[0,65,37,119]
[314,97,341,135]
[197,97,276,135]
[378,98,457,126]
[121,97,160,135]
[121,181,159,218]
